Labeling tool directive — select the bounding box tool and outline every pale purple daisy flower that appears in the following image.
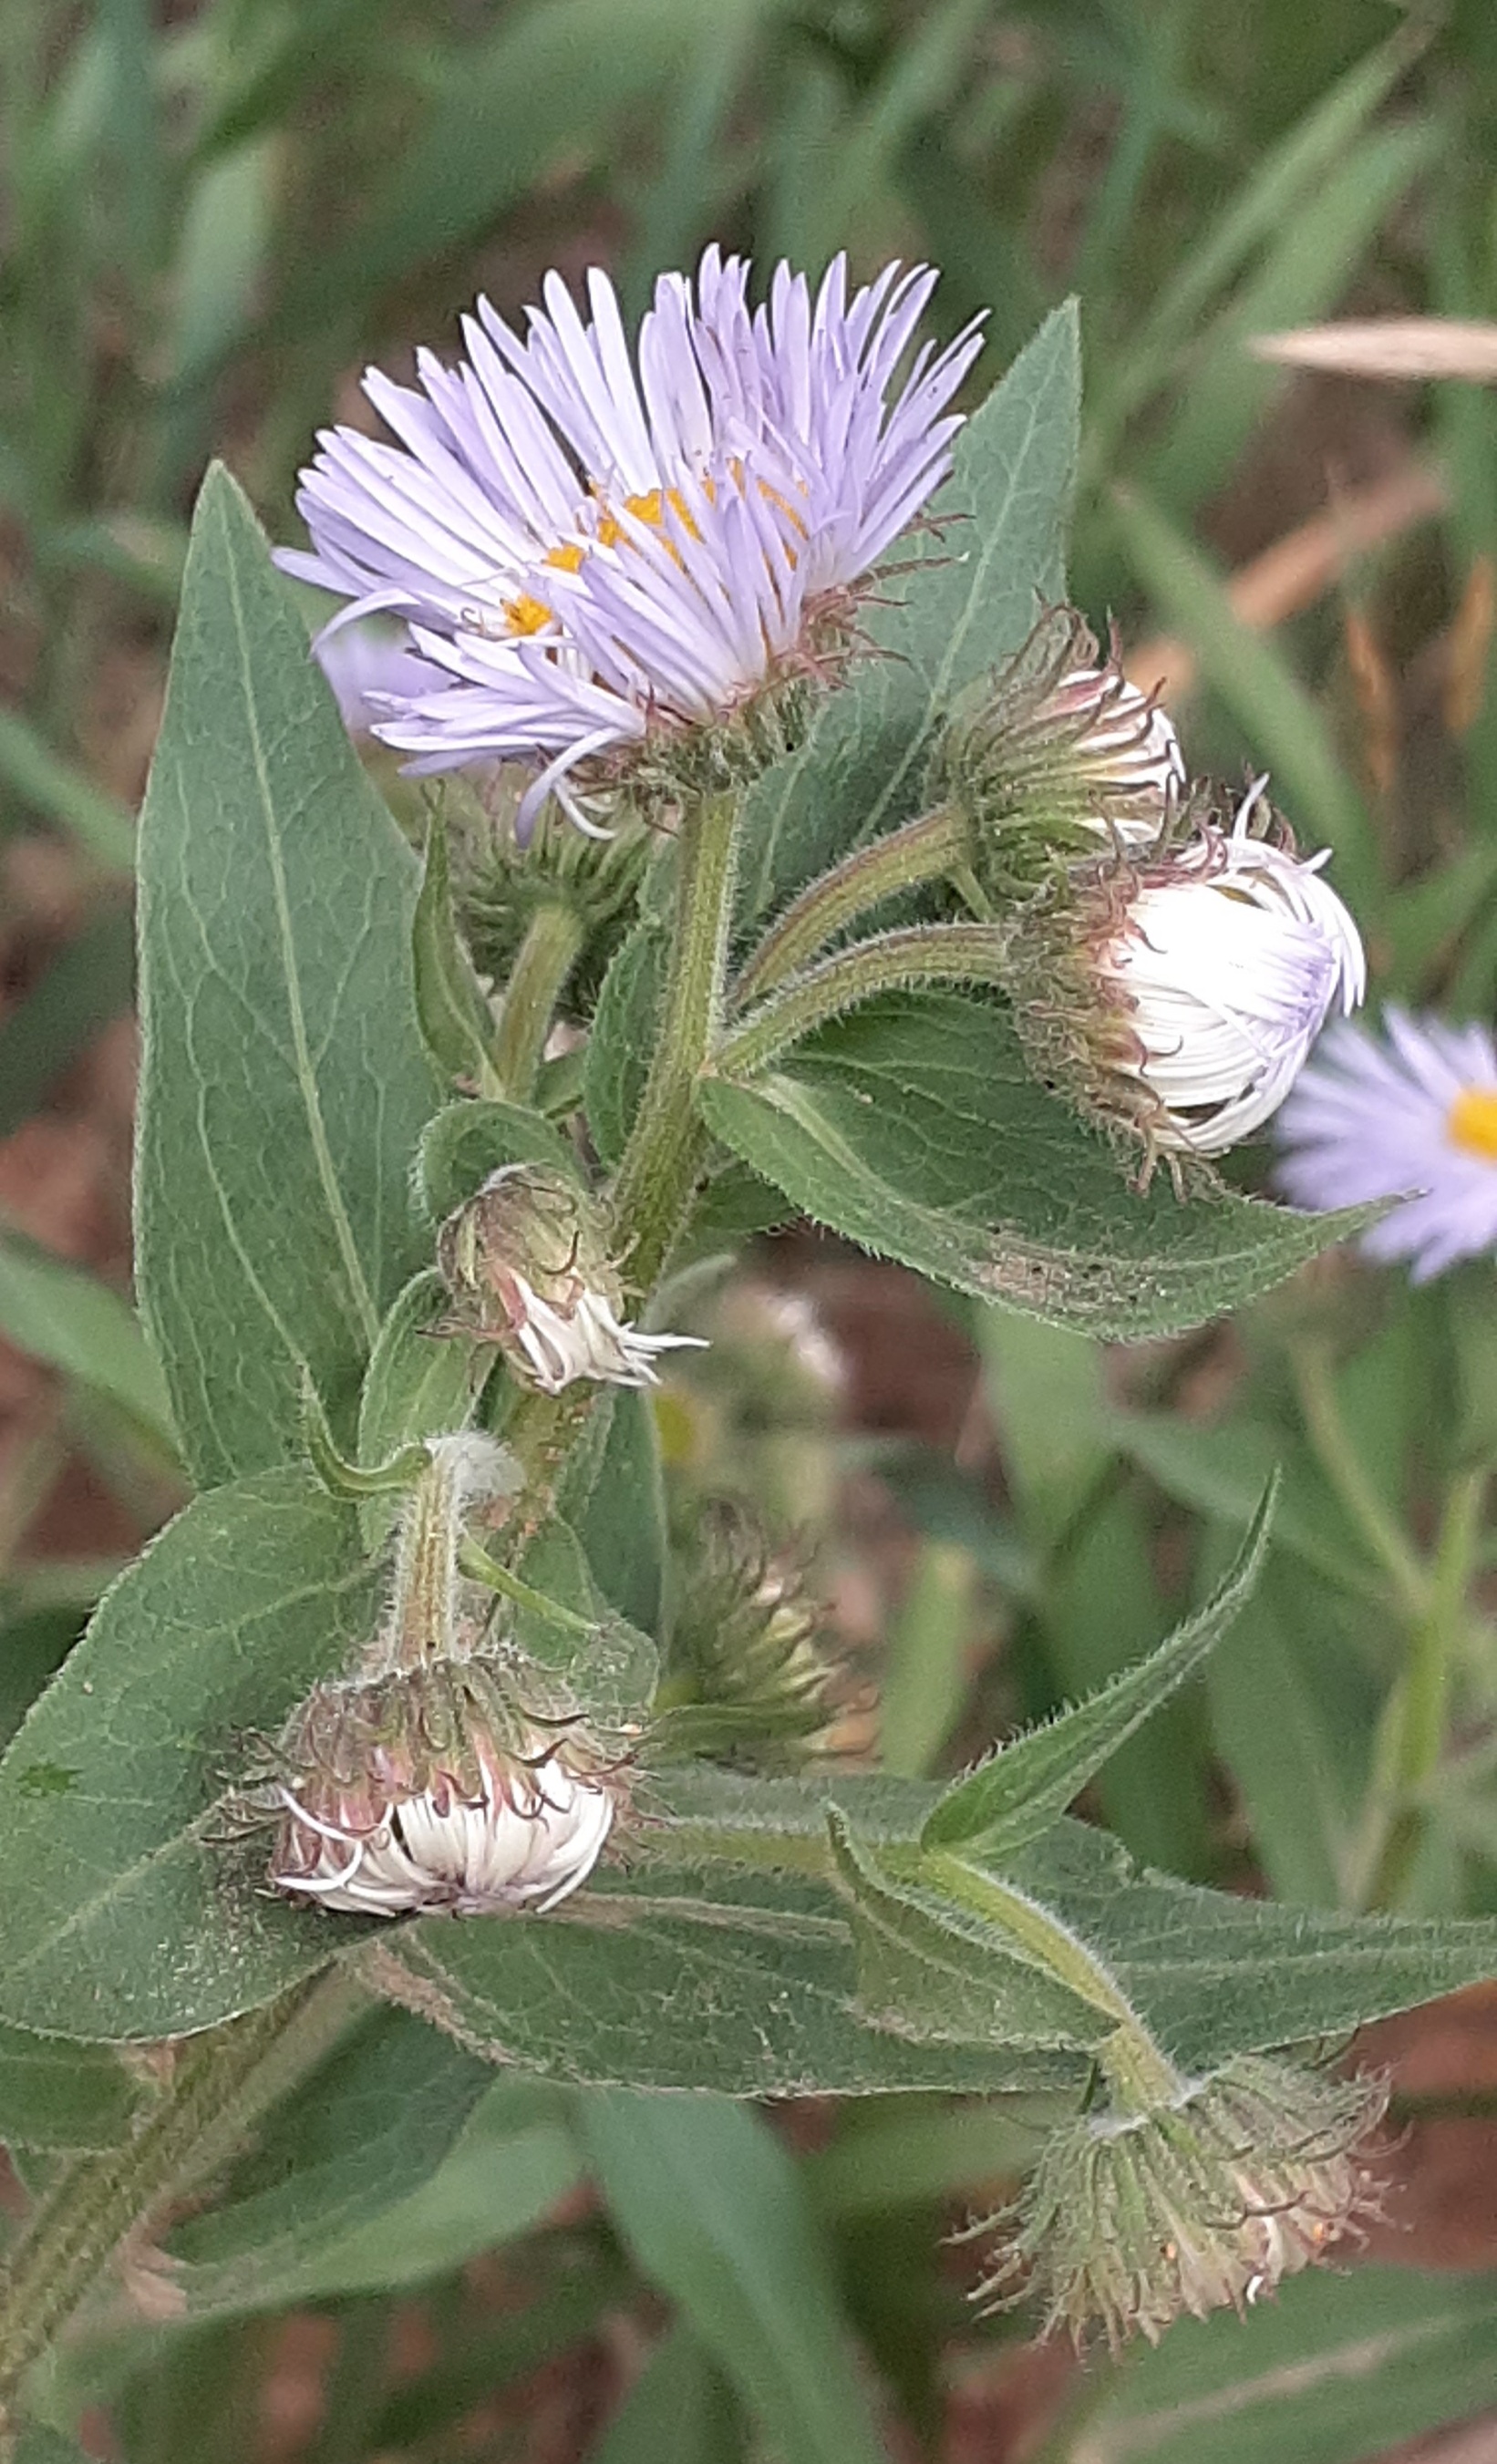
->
[1275,1007,1497,1279]
[276,250,983,833]
[1099,780,1366,1153]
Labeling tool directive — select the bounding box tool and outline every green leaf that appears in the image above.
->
[13,2428,92,2464]
[135,465,439,1486]
[366,1782,1084,2099]
[584,923,666,1168]
[573,1389,666,1637]
[167,2006,576,2311]
[921,1478,1275,1859]
[826,1808,1110,2049]
[411,818,500,1088]
[1084,2266,1497,2464]
[699,995,1374,1339]
[1207,1553,1381,1910]
[0,2024,140,2150]
[736,302,1079,927]
[0,1231,174,1449]
[356,1271,484,1547]
[417,1097,580,1223]
[0,903,135,1140]
[512,1519,658,1727]
[581,2093,886,2464]
[0,1471,377,2041]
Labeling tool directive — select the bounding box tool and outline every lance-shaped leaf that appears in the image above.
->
[135,466,439,1484]
[699,995,1378,1340]
[922,1477,1277,1860]
[510,1517,658,1728]
[1084,2264,1497,2464]
[0,1471,378,2042]
[585,923,666,1167]
[826,1808,1110,2050]
[411,818,501,1088]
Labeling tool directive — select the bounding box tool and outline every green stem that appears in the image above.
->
[714,923,1013,1080]
[732,803,971,1005]
[491,902,585,1103]
[1294,1345,1428,1622]
[914,1849,1183,2106]
[0,1972,364,2429]
[609,789,740,1289]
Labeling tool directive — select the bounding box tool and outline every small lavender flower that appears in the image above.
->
[1275,1008,1497,1279]
[277,251,982,833]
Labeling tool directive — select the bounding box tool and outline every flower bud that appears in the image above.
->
[979,2054,1388,2351]
[934,613,1186,881]
[1007,783,1366,1162]
[269,1655,622,1916]
[653,1501,844,1767]
[437,1164,705,1393]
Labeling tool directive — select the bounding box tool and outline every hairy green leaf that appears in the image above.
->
[0,1471,377,2040]
[0,2025,141,2150]
[418,1097,580,1224]
[922,1479,1275,1858]
[699,995,1375,1338]
[135,466,439,1484]
[411,819,500,1088]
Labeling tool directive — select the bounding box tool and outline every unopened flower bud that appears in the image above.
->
[978,2054,1387,2351]
[437,1164,705,1393]
[1007,783,1365,1161]
[269,1656,622,1916]
[654,1501,843,1767]
[935,613,1186,881]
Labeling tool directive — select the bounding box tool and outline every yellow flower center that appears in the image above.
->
[501,489,702,636]
[1446,1086,1497,1160]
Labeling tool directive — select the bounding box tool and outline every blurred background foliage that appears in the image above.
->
[7,1,1497,2459]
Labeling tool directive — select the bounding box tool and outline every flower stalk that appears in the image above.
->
[732,802,973,1005]
[715,922,1014,1080]
[490,900,585,1102]
[609,788,740,1287]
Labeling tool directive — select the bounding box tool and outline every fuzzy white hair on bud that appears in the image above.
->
[1100,781,1366,1153]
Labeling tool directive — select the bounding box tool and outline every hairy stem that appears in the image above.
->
[714,923,1013,1080]
[732,803,971,1005]
[491,902,585,1103]
[0,1972,364,2432]
[609,790,740,1288]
